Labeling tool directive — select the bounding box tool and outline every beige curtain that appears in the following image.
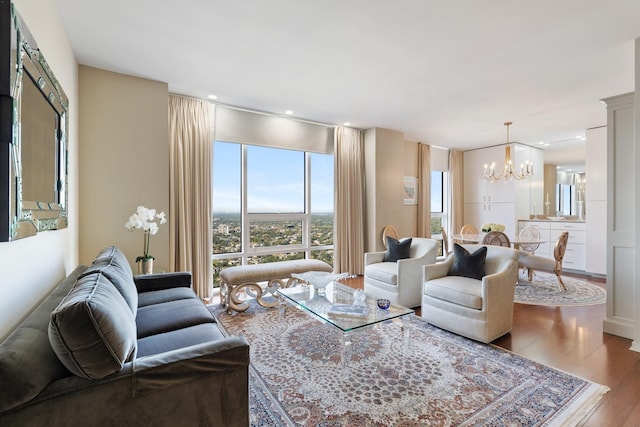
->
[168,95,214,299]
[417,143,431,237]
[334,127,365,275]
[449,149,464,237]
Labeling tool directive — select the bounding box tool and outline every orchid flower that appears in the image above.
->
[124,206,167,261]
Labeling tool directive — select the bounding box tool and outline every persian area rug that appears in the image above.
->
[516,271,607,306]
[210,301,608,426]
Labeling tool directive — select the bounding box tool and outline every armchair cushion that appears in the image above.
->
[448,244,487,280]
[424,275,483,309]
[364,262,398,285]
[383,237,412,262]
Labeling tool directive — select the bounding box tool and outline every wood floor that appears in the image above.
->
[341,273,640,426]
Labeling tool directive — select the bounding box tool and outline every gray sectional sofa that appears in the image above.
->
[0,246,249,426]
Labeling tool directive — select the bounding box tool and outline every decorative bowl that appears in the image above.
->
[547,216,565,221]
[377,298,391,309]
[291,271,348,290]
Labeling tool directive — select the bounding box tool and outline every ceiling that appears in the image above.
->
[50,0,640,170]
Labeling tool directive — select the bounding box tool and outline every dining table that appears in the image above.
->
[451,233,545,246]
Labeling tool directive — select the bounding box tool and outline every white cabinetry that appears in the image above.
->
[464,144,543,236]
[585,126,607,275]
[518,220,585,271]
[551,222,585,271]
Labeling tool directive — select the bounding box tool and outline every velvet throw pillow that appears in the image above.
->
[383,237,412,262]
[448,243,487,280]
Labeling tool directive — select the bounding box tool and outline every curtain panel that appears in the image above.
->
[417,143,431,237]
[449,149,464,238]
[168,95,214,299]
[334,127,365,275]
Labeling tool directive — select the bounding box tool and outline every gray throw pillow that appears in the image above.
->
[383,237,413,262]
[48,273,137,379]
[448,244,487,280]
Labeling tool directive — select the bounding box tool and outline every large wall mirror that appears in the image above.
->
[0,3,68,241]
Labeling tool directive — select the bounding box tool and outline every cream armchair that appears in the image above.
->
[364,238,439,308]
[421,244,519,343]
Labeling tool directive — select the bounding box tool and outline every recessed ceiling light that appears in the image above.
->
[544,143,550,146]
[343,122,351,126]
[207,94,217,100]
[538,141,545,145]
[285,110,293,115]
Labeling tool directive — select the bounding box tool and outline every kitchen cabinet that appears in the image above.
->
[464,143,543,236]
[585,126,607,275]
[518,220,586,271]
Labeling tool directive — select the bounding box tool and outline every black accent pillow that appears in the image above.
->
[383,237,412,262]
[448,244,487,280]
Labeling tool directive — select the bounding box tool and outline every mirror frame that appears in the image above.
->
[0,3,68,241]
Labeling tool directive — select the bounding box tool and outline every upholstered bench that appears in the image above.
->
[219,259,333,313]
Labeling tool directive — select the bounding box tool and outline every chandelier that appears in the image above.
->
[483,121,533,181]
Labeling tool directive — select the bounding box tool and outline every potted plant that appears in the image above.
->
[125,206,167,274]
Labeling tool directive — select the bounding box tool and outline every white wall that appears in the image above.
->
[0,0,78,339]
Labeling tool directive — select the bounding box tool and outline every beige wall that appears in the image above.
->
[0,0,79,339]
[402,140,419,235]
[543,164,557,211]
[78,66,169,271]
[364,128,420,253]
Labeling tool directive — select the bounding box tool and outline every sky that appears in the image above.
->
[213,141,334,213]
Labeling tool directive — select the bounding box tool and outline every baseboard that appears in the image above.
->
[603,317,634,340]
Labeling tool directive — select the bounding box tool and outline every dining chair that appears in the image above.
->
[459,224,479,244]
[440,226,450,256]
[460,224,478,235]
[382,225,399,248]
[482,231,511,247]
[517,231,569,291]
[518,225,541,254]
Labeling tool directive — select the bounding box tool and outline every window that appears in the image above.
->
[212,141,334,287]
[430,170,448,256]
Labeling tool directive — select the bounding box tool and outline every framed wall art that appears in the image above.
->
[403,176,417,205]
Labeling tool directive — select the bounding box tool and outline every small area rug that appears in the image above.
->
[516,271,607,306]
[210,301,608,426]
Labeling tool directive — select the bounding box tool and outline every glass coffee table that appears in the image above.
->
[277,281,415,371]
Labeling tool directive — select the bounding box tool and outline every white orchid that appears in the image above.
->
[125,206,167,261]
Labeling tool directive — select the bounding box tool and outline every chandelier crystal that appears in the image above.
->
[483,121,533,182]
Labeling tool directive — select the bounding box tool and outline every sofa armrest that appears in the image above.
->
[364,251,386,266]
[134,272,192,293]
[133,336,249,396]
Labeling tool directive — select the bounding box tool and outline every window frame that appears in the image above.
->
[212,142,333,284]
[430,170,449,256]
